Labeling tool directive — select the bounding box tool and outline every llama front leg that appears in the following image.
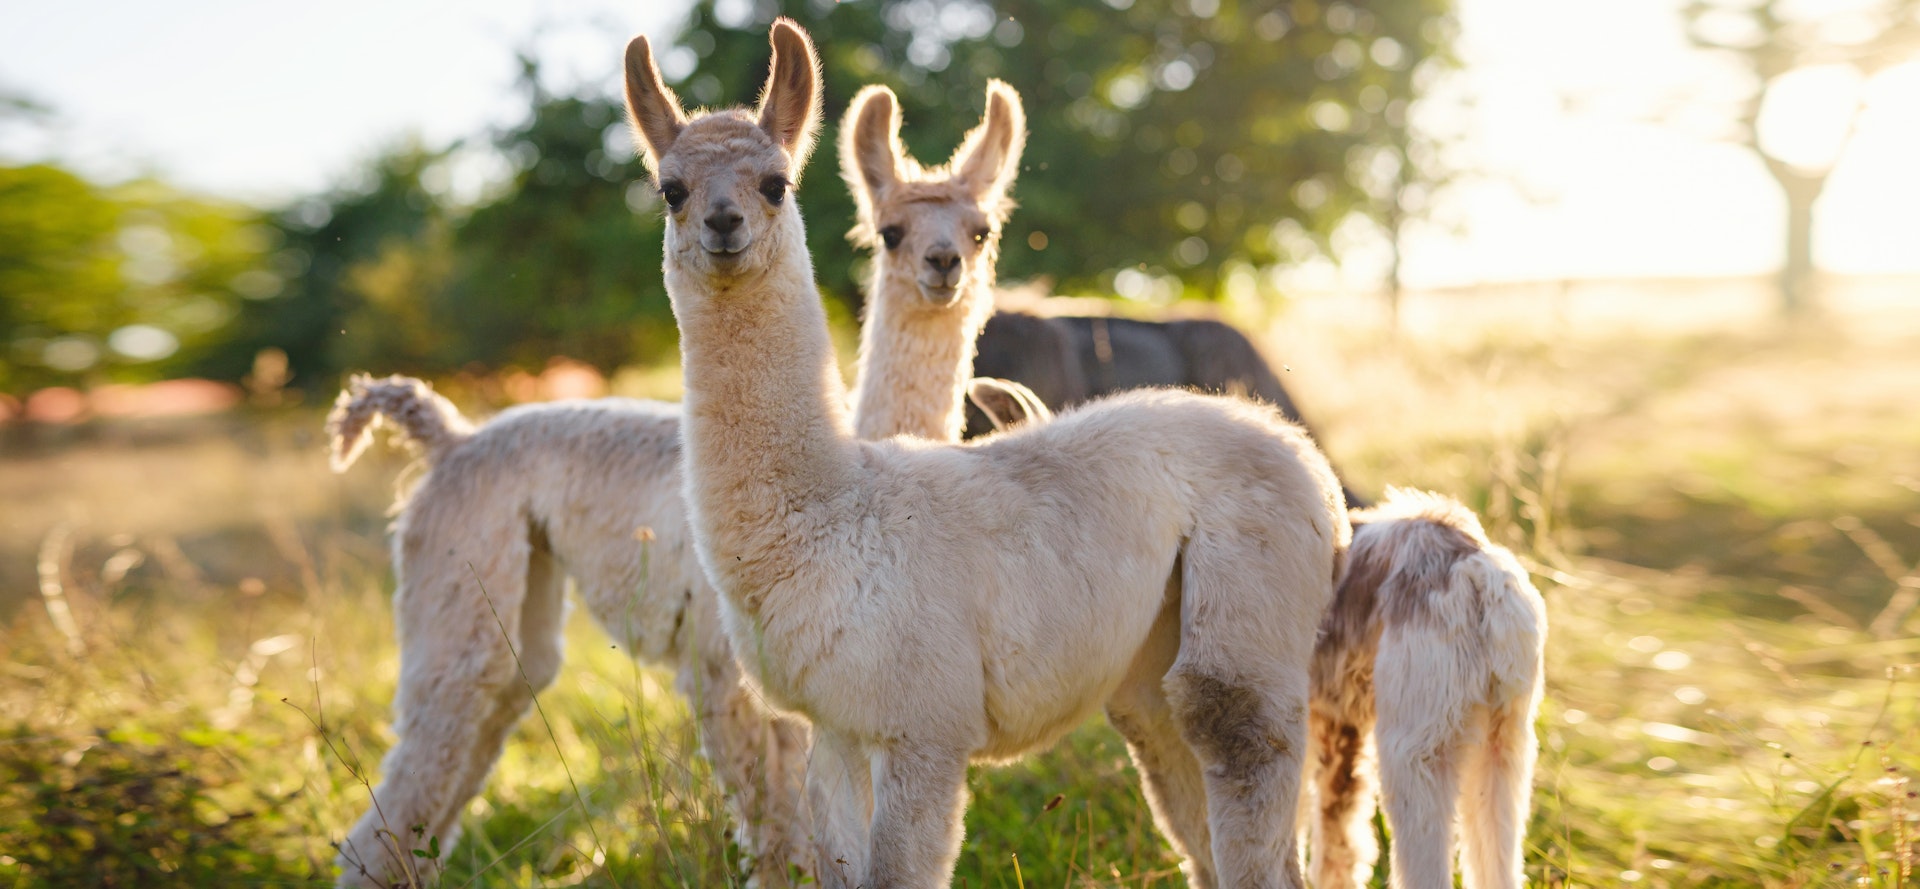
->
[864,743,970,889]
[337,540,566,889]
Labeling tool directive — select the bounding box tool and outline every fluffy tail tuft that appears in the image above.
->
[325,374,475,472]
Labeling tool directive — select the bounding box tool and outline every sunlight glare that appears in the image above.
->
[1756,64,1865,172]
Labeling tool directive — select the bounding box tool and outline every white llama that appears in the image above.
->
[625,20,1347,889]
[322,81,1055,889]
[324,380,809,888]
[1305,488,1545,889]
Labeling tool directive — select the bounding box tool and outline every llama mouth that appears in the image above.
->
[702,237,749,257]
[919,284,961,305]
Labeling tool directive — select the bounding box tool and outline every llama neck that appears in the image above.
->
[849,275,993,442]
[669,217,859,608]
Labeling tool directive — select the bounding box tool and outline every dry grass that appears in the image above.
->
[3,291,1918,886]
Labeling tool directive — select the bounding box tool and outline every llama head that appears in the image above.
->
[623,19,822,283]
[841,80,1027,309]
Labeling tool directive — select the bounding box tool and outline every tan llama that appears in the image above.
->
[626,20,1346,889]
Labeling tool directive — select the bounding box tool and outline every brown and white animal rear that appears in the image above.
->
[1306,489,1546,889]
[629,20,1346,889]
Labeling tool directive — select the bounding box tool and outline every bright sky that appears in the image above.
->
[2,0,1916,288]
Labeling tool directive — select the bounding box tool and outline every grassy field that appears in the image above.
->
[3,299,1918,887]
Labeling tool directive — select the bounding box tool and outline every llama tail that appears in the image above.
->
[1467,546,1548,709]
[325,374,476,473]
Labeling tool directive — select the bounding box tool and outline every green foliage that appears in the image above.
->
[83,0,1461,392]
[0,164,274,393]
[437,78,672,373]
[3,0,1457,392]
[205,147,449,389]
[213,70,675,389]
[0,728,316,887]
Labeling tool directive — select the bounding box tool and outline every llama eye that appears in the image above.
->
[879,225,904,250]
[659,181,689,211]
[759,176,788,205]
[972,228,991,246]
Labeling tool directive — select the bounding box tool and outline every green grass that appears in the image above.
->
[4,315,1919,886]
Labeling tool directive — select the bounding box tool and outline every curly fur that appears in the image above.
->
[1304,488,1547,889]
[326,374,474,473]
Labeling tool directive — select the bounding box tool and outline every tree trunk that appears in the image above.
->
[1768,160,1828,318]
[1384,203,1405,338]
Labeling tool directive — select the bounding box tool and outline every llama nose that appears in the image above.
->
[925,250,959,274]
[705,207,743,235]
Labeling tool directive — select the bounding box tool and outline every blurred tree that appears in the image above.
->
[214,59,674,389]
[0,162,273,394]
[11,0,1460,395]
[663,0,1455,308]
[1681,0,1920,317]
[204,147,446,388]
[437,56,671,372]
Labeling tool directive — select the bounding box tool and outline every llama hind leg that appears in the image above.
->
[1165,665,1310,889]
[336,536,564,889]
[1374,622,1473,889]
[676,606,816,888]
[804,730,875,889]
[864,742,971,889]
[1307,704,1381,889]
[1166,532,1325,888]
[1456,699,1536,889]
[1108,594,1218,888]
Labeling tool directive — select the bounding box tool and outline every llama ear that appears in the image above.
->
[757,18,824,177]
[623,35,687,175]
[950,80,1026,206]
[840,85,903,205]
